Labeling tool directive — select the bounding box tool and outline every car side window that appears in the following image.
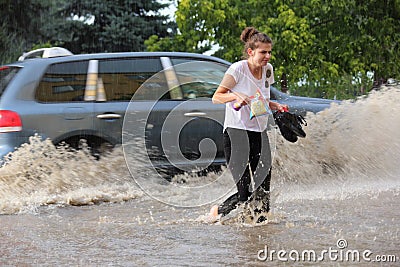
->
[98,58,168,101]
[170,57,228,99]
[180,82,219,99]
[35,61,89,102]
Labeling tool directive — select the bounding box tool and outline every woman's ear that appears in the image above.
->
[247,47,254,57]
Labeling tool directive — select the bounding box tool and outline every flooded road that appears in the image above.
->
[1,87,399,266]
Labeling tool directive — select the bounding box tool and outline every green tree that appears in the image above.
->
[0,0,55,64]
[146,0,400,99]
[149,0,322,94]
[296,0,400,96]
[146,0,222,53]
[45,0,177,53]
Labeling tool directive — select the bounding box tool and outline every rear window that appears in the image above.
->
[0,66,21,97]
[35,61,89,102]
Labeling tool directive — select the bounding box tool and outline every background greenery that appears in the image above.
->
[1,0,399,99]
[0,0,175,61]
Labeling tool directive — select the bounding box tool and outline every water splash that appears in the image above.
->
[0,136,142,214]
[272,85,400,202]
[1,86,399,216]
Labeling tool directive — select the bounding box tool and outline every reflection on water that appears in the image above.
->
[0,86,399,265]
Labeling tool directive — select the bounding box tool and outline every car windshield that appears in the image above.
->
[0,66,21,98]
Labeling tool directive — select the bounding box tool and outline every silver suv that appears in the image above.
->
[0,48,337,171]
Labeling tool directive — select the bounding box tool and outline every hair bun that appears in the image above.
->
[240,27,259,43]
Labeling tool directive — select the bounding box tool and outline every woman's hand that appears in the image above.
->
[234,92,251,107]
[277,104,288,112]
[270,101,289,112]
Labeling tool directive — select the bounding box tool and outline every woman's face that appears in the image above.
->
[248,42,272,67]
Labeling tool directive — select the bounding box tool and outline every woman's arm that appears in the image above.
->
[212,74,250,106]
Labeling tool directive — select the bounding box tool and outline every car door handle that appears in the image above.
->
[184,112,207,117]
[96,113,122,119]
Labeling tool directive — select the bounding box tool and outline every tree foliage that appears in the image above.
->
[147,0,400,99]
[0,0,55,64]
[1,0,398,99]
[0,0,177,64]
[46,0,177,53]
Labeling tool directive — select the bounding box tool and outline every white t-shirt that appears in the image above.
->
[223,60,275,132]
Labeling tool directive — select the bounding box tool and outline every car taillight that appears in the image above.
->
[0,110,22,132]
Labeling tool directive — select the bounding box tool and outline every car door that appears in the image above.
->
[94,55,227,174]
[166,57,228,171]
[31,60,95,146]
[94,57,167,148]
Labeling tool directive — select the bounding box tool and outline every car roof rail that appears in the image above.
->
[18,47,73,61]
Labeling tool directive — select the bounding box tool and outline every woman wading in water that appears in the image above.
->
[211,27,288,223]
